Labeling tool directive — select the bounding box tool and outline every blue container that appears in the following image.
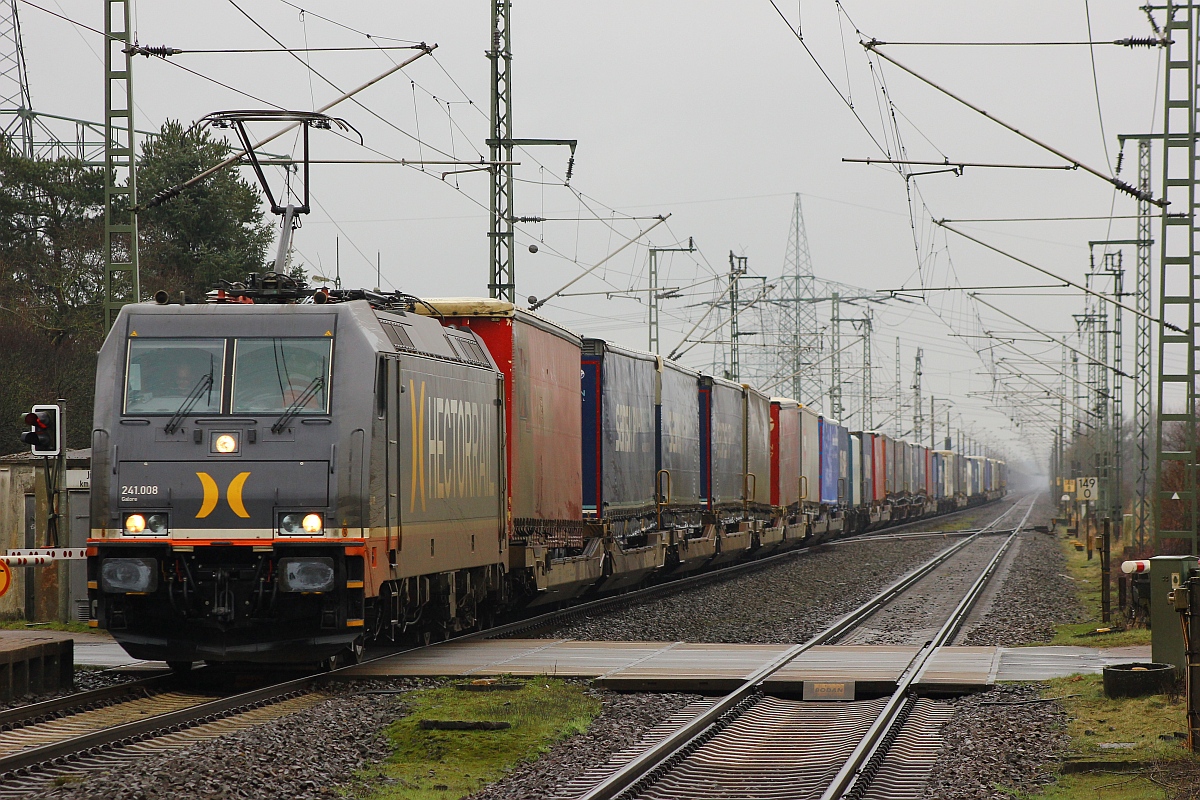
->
[819,417,841,505]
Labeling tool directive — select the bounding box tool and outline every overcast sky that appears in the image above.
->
[12,1,1166,473]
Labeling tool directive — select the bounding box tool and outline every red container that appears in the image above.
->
[770,399,800,508]
[418,299,582,542]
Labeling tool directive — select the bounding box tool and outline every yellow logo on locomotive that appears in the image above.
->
[409,380,497,513]
[195,472,252,518]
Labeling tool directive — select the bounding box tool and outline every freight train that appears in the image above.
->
[87,276,1005,669]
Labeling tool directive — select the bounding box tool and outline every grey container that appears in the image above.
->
[581,338,658,522]
[657,358,702,510]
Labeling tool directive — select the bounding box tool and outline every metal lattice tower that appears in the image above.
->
[1135,139,1154,549]
[1157,1,1200,552]
[487,0,514,302]
[727,253,749,382]
[1106,253,1124,525]
[829,292,843,419]
[103,0,139,329]
[778,193,822,403]
[912,348,924,442]
[860,311,873,429]
[894,338,902,437]
[0,0,31,155]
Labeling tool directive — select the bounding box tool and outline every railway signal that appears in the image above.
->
[21,404,61,457]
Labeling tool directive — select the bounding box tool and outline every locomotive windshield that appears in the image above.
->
[124,338,225,414]
[232,338,332,414]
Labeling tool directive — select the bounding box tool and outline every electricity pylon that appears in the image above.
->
[777,193,822,404]
[1155,2,1199,553]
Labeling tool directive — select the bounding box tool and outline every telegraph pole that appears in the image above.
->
[103,0,139,329]
[648,239,695,354]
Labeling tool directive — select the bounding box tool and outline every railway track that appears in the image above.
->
[565,494,1037,800]
[480,497,1017,640]
[0,497,1019,794]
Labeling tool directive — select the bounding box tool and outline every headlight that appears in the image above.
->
[280,512,323,535]
[100,558,158,593]
[213,433,239,454]
[146,513,169,534]
[124,513,146,533]
[278,558,335,592]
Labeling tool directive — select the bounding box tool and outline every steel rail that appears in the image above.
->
[820,496,1037,800]
[476,498,1010,641]
[0,671,323,775]
[0,674,173,733]
[572,496,1028,800]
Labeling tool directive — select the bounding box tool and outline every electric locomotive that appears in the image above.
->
[87,276,507,668]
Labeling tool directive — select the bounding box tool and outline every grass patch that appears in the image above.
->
[1044,674,1187,762]
[360,678,602,800]
[1020,675,1199,800]
[1034,532,1150,648]
[0,620,95,635]
[1032,772,1167,800]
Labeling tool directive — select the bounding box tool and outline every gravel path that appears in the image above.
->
[922,683,1069,799]
[465,689,701,800]
[536,535,958,644]
[960,495,1086,647]
[26,678,430,800]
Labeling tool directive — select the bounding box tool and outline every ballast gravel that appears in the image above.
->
[959,503,1086,647]
[537,534,960,644]
[26,678,431,800]
[922,683,1069,799]
[465,689,701,800]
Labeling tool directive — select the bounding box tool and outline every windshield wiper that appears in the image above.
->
[164,369,215,435]
[271,374,324,434]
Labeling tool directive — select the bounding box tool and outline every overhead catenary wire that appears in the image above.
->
[936,221,1176,331]
[861,40,1161,206]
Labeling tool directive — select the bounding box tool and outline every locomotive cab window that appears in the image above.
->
[124,338,226,414]
[232,338,332,414]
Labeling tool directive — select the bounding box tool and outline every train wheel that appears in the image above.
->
[167,660,193,675]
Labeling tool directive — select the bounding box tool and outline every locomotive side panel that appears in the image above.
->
[390,356,505,579]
